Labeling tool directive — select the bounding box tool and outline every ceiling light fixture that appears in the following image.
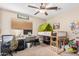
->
[39,9,47,13]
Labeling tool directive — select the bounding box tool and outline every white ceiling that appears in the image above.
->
[0,3,79,20]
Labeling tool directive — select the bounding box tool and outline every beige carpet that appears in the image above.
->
[13,44,78,56]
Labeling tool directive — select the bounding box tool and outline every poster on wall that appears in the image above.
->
[53,23,60,29]
[70,21,79,31]
[70,22,75,31]
[76,21,79,29]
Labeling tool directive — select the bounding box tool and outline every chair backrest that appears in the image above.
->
[2,35,18,51]
[2,35,14,45]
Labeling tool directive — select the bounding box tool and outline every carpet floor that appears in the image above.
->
[13,44,78,56]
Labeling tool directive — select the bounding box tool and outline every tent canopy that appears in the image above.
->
[38,23,53,32]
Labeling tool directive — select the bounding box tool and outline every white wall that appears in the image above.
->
[1,10,16,35]
[47,8,79,38]
[1,9,46,35]
[0,9,2,34]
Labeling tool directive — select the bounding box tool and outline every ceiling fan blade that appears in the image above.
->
[45,12,48,16]
[28,5,39,9]
[46,7,58,10]
[34,11,40,15]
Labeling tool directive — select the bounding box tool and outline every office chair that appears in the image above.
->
[1,35,18,56]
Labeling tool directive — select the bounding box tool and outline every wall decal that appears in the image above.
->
[17,13,29,20]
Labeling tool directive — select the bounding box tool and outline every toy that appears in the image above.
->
[76,41,79,54]
[68,40,75,46]
[67,47,77,53]
[68,40,77,53]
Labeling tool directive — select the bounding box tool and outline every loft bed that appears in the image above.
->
[38,23,67,48]
[37,23,52,39]
[38,23,52,45]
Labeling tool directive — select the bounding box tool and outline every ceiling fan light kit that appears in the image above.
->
[28,3,60,16]
[39,9,47,13]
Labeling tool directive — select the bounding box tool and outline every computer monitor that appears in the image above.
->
[23,30,32,35]
[2,35,14,44]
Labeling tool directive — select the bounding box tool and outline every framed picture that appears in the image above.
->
[17,13,29,20]
[76,21,79,29]
[70,22,75,31]
[53,23,60,29]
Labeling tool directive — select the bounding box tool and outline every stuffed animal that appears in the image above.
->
[68,40,77,53]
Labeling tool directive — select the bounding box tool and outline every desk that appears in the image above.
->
[16,36,39,50]
[17,35,36,41]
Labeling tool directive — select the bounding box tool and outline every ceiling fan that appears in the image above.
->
[28,3,60,16]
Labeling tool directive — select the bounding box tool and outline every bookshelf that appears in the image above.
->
[50,31,67,48]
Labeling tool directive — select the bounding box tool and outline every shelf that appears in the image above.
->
[51,36,56,38]
[50,31,67,48]
[11,20,32,30]
[52,41,56,43]
[52,40,56,42]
